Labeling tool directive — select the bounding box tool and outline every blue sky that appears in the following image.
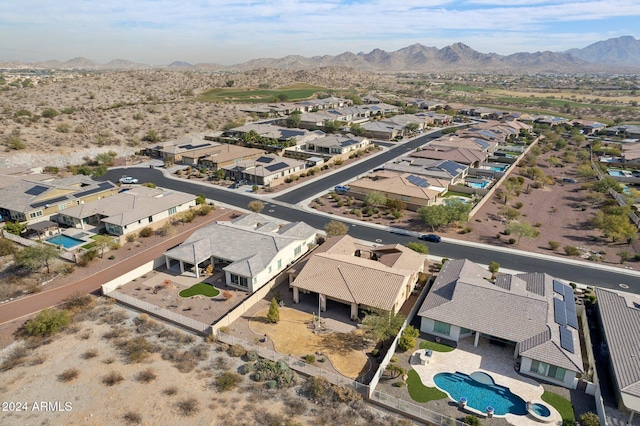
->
[1,0,639,65]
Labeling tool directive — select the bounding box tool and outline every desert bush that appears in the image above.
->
[199,204,212,216]
[118,336,153,363]
[62,293,93,313]
[58,368,80,382]
[81,348,99,359]
[139,227,154,238]
[397,325,419,351]
[305,376,361,406]
[216,371,243,392]
[213,356,230,370]
[175,358,196,373]
[102,371,124,386]
[123,411,142,425]
[103,327,129,340]
[163,386,178,396]
[155,222,174,237]
[25,309,70,337]
[126,233,137,242]
[222,290,233,300]
[135,368,158,383]
[0,238,17,256]
[578,412,600,426]
[548,241,560,250]
[176,397,200,416]
[244,350,259,362]
[508,238,516,244]
[190,344,210,361]
[513,201,524,209]
[228,344,246,358]
[304,354,316,364]
[251,359,296,388]
[284,397,308,416]
[564,245,581,256]
[463,415,481,425]
[0,345,28,371]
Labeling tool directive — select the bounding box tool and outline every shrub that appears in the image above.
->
[578,412,600,426]
[123,411,142,425]
[175,397,200,416]
[118,336,153,363]
[244,350,259,362]
[228,344,246,358]
[102,371,124,386]
[0,239,17,256]
[139,227,154,238]
[126,233,137,242]
[58,368,79,382]
[135,368,158,383]
[508,238,516,244]
[463,415,481,425]
[25,309,70,337]
[199,204,212,216]
[513,201,524,209]
[564,245,581,256]
[397,326,419,351]
[222,290,233,300]
[215,371,243,392]
[267,297,280,323]
[250,359,296,388]
[81,348,99,359]
[548,241,560,250]
[163,386,178,396]
[304,354,316,364]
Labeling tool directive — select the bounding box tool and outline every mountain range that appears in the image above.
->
[2,36,640,73]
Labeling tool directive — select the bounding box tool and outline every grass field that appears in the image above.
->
[419,340,456,353]
[406,369,447,402]
[541,390,575,422]
[179,283,220,298]
[196,84,326,103]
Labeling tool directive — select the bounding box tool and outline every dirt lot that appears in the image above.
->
[0,300,412,426]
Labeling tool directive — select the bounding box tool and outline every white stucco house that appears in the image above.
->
[418,259,584,389]
[162,213,318,292]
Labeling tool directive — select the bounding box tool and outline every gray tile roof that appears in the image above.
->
[164,214,316,278]
[418,259,583,372]
[595,288,640,400]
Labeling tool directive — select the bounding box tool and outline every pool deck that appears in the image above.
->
[412,337,560,426]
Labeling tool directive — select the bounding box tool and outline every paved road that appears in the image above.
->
[100,168,640,293]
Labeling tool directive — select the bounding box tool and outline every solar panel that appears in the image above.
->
[566,300,578,329]
[31,195,69,209]
[562,282,574,300]
[25,185,49,196]
[74,181,116,198]
[406,174,430,188]
[553,279,565,295]
[559,326,575,353]
[554,298,567,326]
[264,162,288,172]
[256,156,275,164]
[178,143,211,150]
[440,160,464,176]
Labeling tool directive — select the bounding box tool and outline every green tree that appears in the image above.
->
[195,194,206,205]
[506,221,540,244]
[498,206,520,221]
[361,309,405,348]
[145,129,160,142]
[324,220,348,237]
[417,205,449,231]
[576,164,596,179]
[267,298,280,323]
[349,123,365,136]
[591,210,638,242]
[365,190,387,207]
[405,122,420,134]
[93,235,115,259]
[407,242,428,254]
[285,112,301,128]
[15,243,59,273]
[397,325,419,352]
[248,200,264,213]
[25,308,70,336]
[488,261,500,277]
[95,151,118,166]
[4,221,27,236]
[323,120,341,134]
[593,176,623,194]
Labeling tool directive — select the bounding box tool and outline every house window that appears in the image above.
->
[148,216,153,223]
[460,327,472,335]
[530,361,566,381]
[277,259,282,269]
[58,204,67,211]
[294,245,302,256]
[230,274,248,287]
[433,321,451,336]
[268,265,272,273]
[168,207,177,215]
[29,210,43,219]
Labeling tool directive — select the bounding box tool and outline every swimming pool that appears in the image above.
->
[434,371,527,416]
[467,181,490,189]
[46,234,85,249]
[608,170,628,177]
[484,163,508,172]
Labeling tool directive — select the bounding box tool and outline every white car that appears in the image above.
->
[119,176,139,184]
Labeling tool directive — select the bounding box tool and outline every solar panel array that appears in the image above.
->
[554,298,566,326]
[406,174,430,188]
[439,160,464,176]
[25,185,49,196]
[559,326,575,353]
[264,162,288,172]
[74,182,115,199]
[256,156,274,164]
[553,279,578,330]
[178,143,210,150]
[31,195,68,209]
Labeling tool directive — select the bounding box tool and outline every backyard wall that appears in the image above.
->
[101,257,166,294]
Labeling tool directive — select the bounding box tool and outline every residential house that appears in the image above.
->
[361,121,404,140]
[294,97,349,112]
[347,171,448,210]
[621,142,640,164]
[304,134,370,155]
[570,119,605,135]
[418,259,584,389]
[221,154,306,186]
[163,213,317,290]
[383,157,468,184]
[594,288,640,423]
[604,125,640,139]
[55,186,196,236]
[289,235,428,319]
[225,123,324,147]
[196,144,265,170]
[145,135,220,163]
[432,135,498,155]
[410,146,488,168]
[0,176,119,224]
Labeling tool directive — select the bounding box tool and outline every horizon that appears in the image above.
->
[2,1,640,66]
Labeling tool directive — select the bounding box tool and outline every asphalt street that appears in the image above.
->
[101,164,640,293]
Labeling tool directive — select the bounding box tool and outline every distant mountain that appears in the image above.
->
[565,35,640,67]
[2,36,639,73]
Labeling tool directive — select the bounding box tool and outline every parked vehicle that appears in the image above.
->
[418,234,441,243]
[119,176,139,184]
[334,185,349,194]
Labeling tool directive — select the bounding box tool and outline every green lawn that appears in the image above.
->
[541,390,575,422]
[179,283,220,298]
[406,369,447,403]
[196,84,326,103]
[419,340,456,353]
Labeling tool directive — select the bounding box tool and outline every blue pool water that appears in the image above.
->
[485,164,508,172]
[468,181,489,189]
[46,234,85,249]
[434,372,527,416]
[531,403,551,417]
[608,170,626,177]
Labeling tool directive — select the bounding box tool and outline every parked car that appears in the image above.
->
[418,234,441,243]
[119,176,139,184]
[334,185,349,194]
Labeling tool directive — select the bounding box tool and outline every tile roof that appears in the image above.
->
[595,288,640,400]
[418,259,583,372]
[291,235,426,311]
[348,171,446,202]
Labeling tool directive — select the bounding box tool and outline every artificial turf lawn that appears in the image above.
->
[541,390,575,422]
[419,340,455,353]
[179,283,220,298]
[406,369,447,403]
